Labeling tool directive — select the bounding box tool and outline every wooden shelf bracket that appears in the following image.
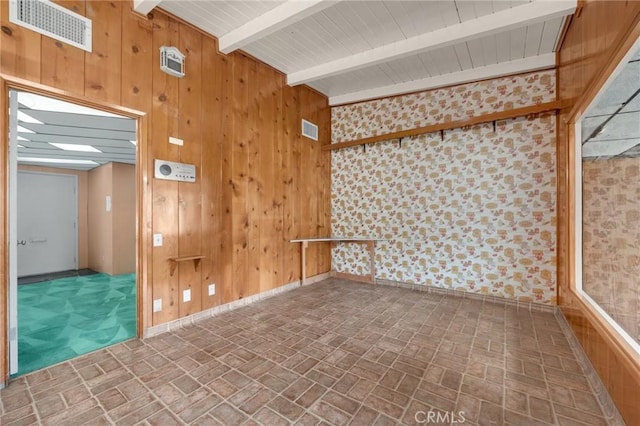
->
[168,255,205,276]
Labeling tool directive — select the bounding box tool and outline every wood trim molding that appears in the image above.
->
[565,289,640,381]
[325,99,569,151]
[137,114,151,337]
[555,14,574,53]
[0,78,9,388]
[560,14,640,401]
[562,8,640,364]
[330,271,373,284]
[0,77,149,386]
[0,74,147,119]
[565,14,640,123]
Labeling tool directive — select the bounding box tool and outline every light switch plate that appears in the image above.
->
[106,195,112,212]
[183,289,191,303]
[208,283,216,296]
[153,299,162,312]
[153,233,163,247]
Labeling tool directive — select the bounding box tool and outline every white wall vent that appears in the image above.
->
[9,0,92,52]
[160,46,185,78]
[302,119,318,141]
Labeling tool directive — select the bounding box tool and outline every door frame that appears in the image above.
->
[0,75,151,387]
[16,170,79,276]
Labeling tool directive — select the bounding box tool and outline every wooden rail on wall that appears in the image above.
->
[324,99,567,151]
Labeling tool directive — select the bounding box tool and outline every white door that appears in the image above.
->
[17,171,78,277]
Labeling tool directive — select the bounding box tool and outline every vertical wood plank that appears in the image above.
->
[0,0,42,82]
[299,88,319,277]
[259,67,287,291]
[317,92,332,274]
[150,13,180,325]
[282,85,301,283]
[120,11,153,111]
[121,9,153,332]
[200,38,223,310]
[273,71,286,288]
[177,23,203,317]
[231,54,249,300]
[84,1,122,104]
[257,65,278,292]
[245,59,260,297]
[40,1,85,95]
[219,54,234,305]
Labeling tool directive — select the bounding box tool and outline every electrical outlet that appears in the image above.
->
[153,233,163,247]
[183,289,191,303]
[208,283,216,296]
[153,299,162,312]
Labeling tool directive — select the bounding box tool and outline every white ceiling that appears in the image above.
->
[581,44,640,159]
[148,0,577,105]
[13,92,136,171]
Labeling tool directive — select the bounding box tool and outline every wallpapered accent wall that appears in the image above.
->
[331,71,558,304]
[582,158,640,344]
[332,72,555,143]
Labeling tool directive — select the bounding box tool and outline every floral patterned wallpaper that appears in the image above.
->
[332,71,555,143]
[582,158,640,344]
[331,71,558,304]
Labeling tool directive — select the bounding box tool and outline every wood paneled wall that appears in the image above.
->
[0,0,330,376]
[557,1,640,424]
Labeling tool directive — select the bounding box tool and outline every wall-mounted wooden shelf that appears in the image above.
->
[324,99,570,151]
[168,255,205,276]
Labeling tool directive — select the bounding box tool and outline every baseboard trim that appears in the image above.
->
[374,278,557,313]
[555,310,625,425]
[330,270,373,284]
[143,272,330,338]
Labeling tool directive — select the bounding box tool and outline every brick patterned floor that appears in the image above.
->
[0,278,608,425]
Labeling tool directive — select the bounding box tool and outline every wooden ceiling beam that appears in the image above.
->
[218,0,336,54]
[132,0,163,16]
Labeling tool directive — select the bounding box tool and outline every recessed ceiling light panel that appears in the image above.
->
[49,143,102,153]
[18,157,98,165]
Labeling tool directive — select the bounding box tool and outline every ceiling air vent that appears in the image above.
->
[9,0,92,52]
[302,119,318,141]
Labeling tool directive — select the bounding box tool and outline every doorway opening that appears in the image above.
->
[8,89,138,376]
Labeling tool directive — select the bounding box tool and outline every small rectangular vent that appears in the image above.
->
[302,119,318,141]
[10,0,92,52]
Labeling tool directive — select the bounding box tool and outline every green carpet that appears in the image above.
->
[16,273,136,376]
